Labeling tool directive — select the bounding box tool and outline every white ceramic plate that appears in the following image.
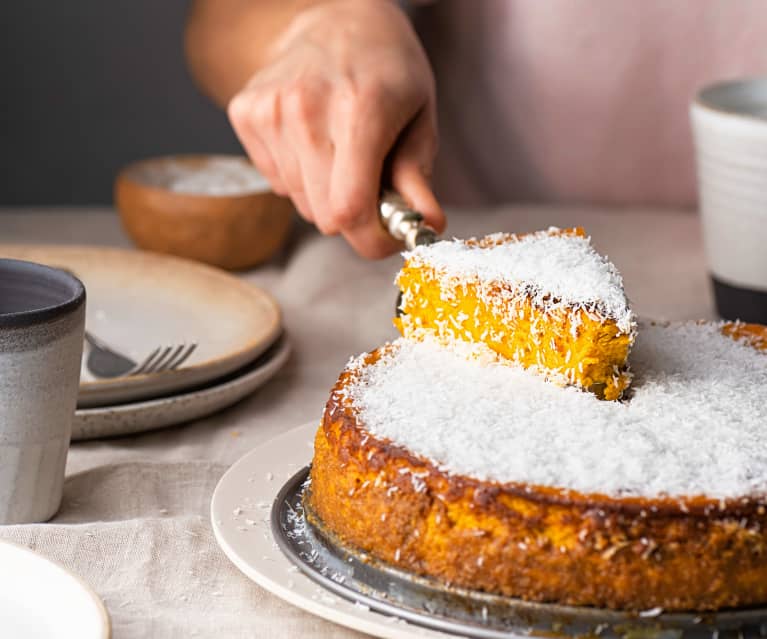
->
[72,334,290,441]
[0,245,282,408]
[0,540,110,639]
[211,422,455,639]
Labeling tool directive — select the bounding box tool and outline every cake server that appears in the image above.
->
[378,190,440,315]
[378,190,439,251]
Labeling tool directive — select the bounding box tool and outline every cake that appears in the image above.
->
[307,321,767,611]
[394,228,636,400]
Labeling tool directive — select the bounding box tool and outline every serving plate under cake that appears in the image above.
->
[212,422,767,639]
[212,422,473,639]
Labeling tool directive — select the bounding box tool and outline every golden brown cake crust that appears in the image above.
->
[307,325,767,612]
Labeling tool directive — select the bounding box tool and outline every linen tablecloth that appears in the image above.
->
[0,205,714,637]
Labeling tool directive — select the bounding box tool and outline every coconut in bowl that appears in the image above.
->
[115,155,294,270]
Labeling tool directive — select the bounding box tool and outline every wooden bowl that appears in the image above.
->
[114,155,294,270]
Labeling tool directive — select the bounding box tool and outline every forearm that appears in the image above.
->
[185,0,329,107]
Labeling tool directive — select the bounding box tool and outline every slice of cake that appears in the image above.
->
[308,321,767,611]
[394,227,636,400]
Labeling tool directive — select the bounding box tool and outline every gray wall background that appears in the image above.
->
[0,1,242,205]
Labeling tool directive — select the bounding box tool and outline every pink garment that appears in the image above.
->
[413,1,767,207]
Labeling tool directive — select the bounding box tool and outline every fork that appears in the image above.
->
[84,331,197,379]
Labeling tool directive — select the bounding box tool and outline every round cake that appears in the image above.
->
[307,321,767,611]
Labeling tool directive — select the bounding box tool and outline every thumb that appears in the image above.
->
[389,108,446,234]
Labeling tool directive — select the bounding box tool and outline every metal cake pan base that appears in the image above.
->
[271,467,767,639]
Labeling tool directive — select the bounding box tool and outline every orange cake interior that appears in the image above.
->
[395,228,636,400]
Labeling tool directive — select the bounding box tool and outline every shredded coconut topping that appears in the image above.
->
[405,229,634,332]
[139,156,271,196]
[342,324,767,499]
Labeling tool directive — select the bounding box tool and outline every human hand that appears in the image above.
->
[227,0,444,258]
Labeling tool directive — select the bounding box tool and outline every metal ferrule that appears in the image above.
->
[379,190,439,251]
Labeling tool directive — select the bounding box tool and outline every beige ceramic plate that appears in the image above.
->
[0,245,281,408]
[72,333,290,441]
[0,539,111,638]
[211,422,456,639]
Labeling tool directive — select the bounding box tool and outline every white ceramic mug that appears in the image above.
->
[690,77,767,323]
[0,259,85,524]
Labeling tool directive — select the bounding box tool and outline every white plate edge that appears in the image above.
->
[0,539,111,639]
[210,422,459,639]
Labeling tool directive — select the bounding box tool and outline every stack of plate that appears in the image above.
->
[0,245,290,441]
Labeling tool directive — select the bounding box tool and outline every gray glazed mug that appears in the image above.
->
[0,259,85,524]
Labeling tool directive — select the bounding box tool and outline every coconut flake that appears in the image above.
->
[343,324,767,499]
